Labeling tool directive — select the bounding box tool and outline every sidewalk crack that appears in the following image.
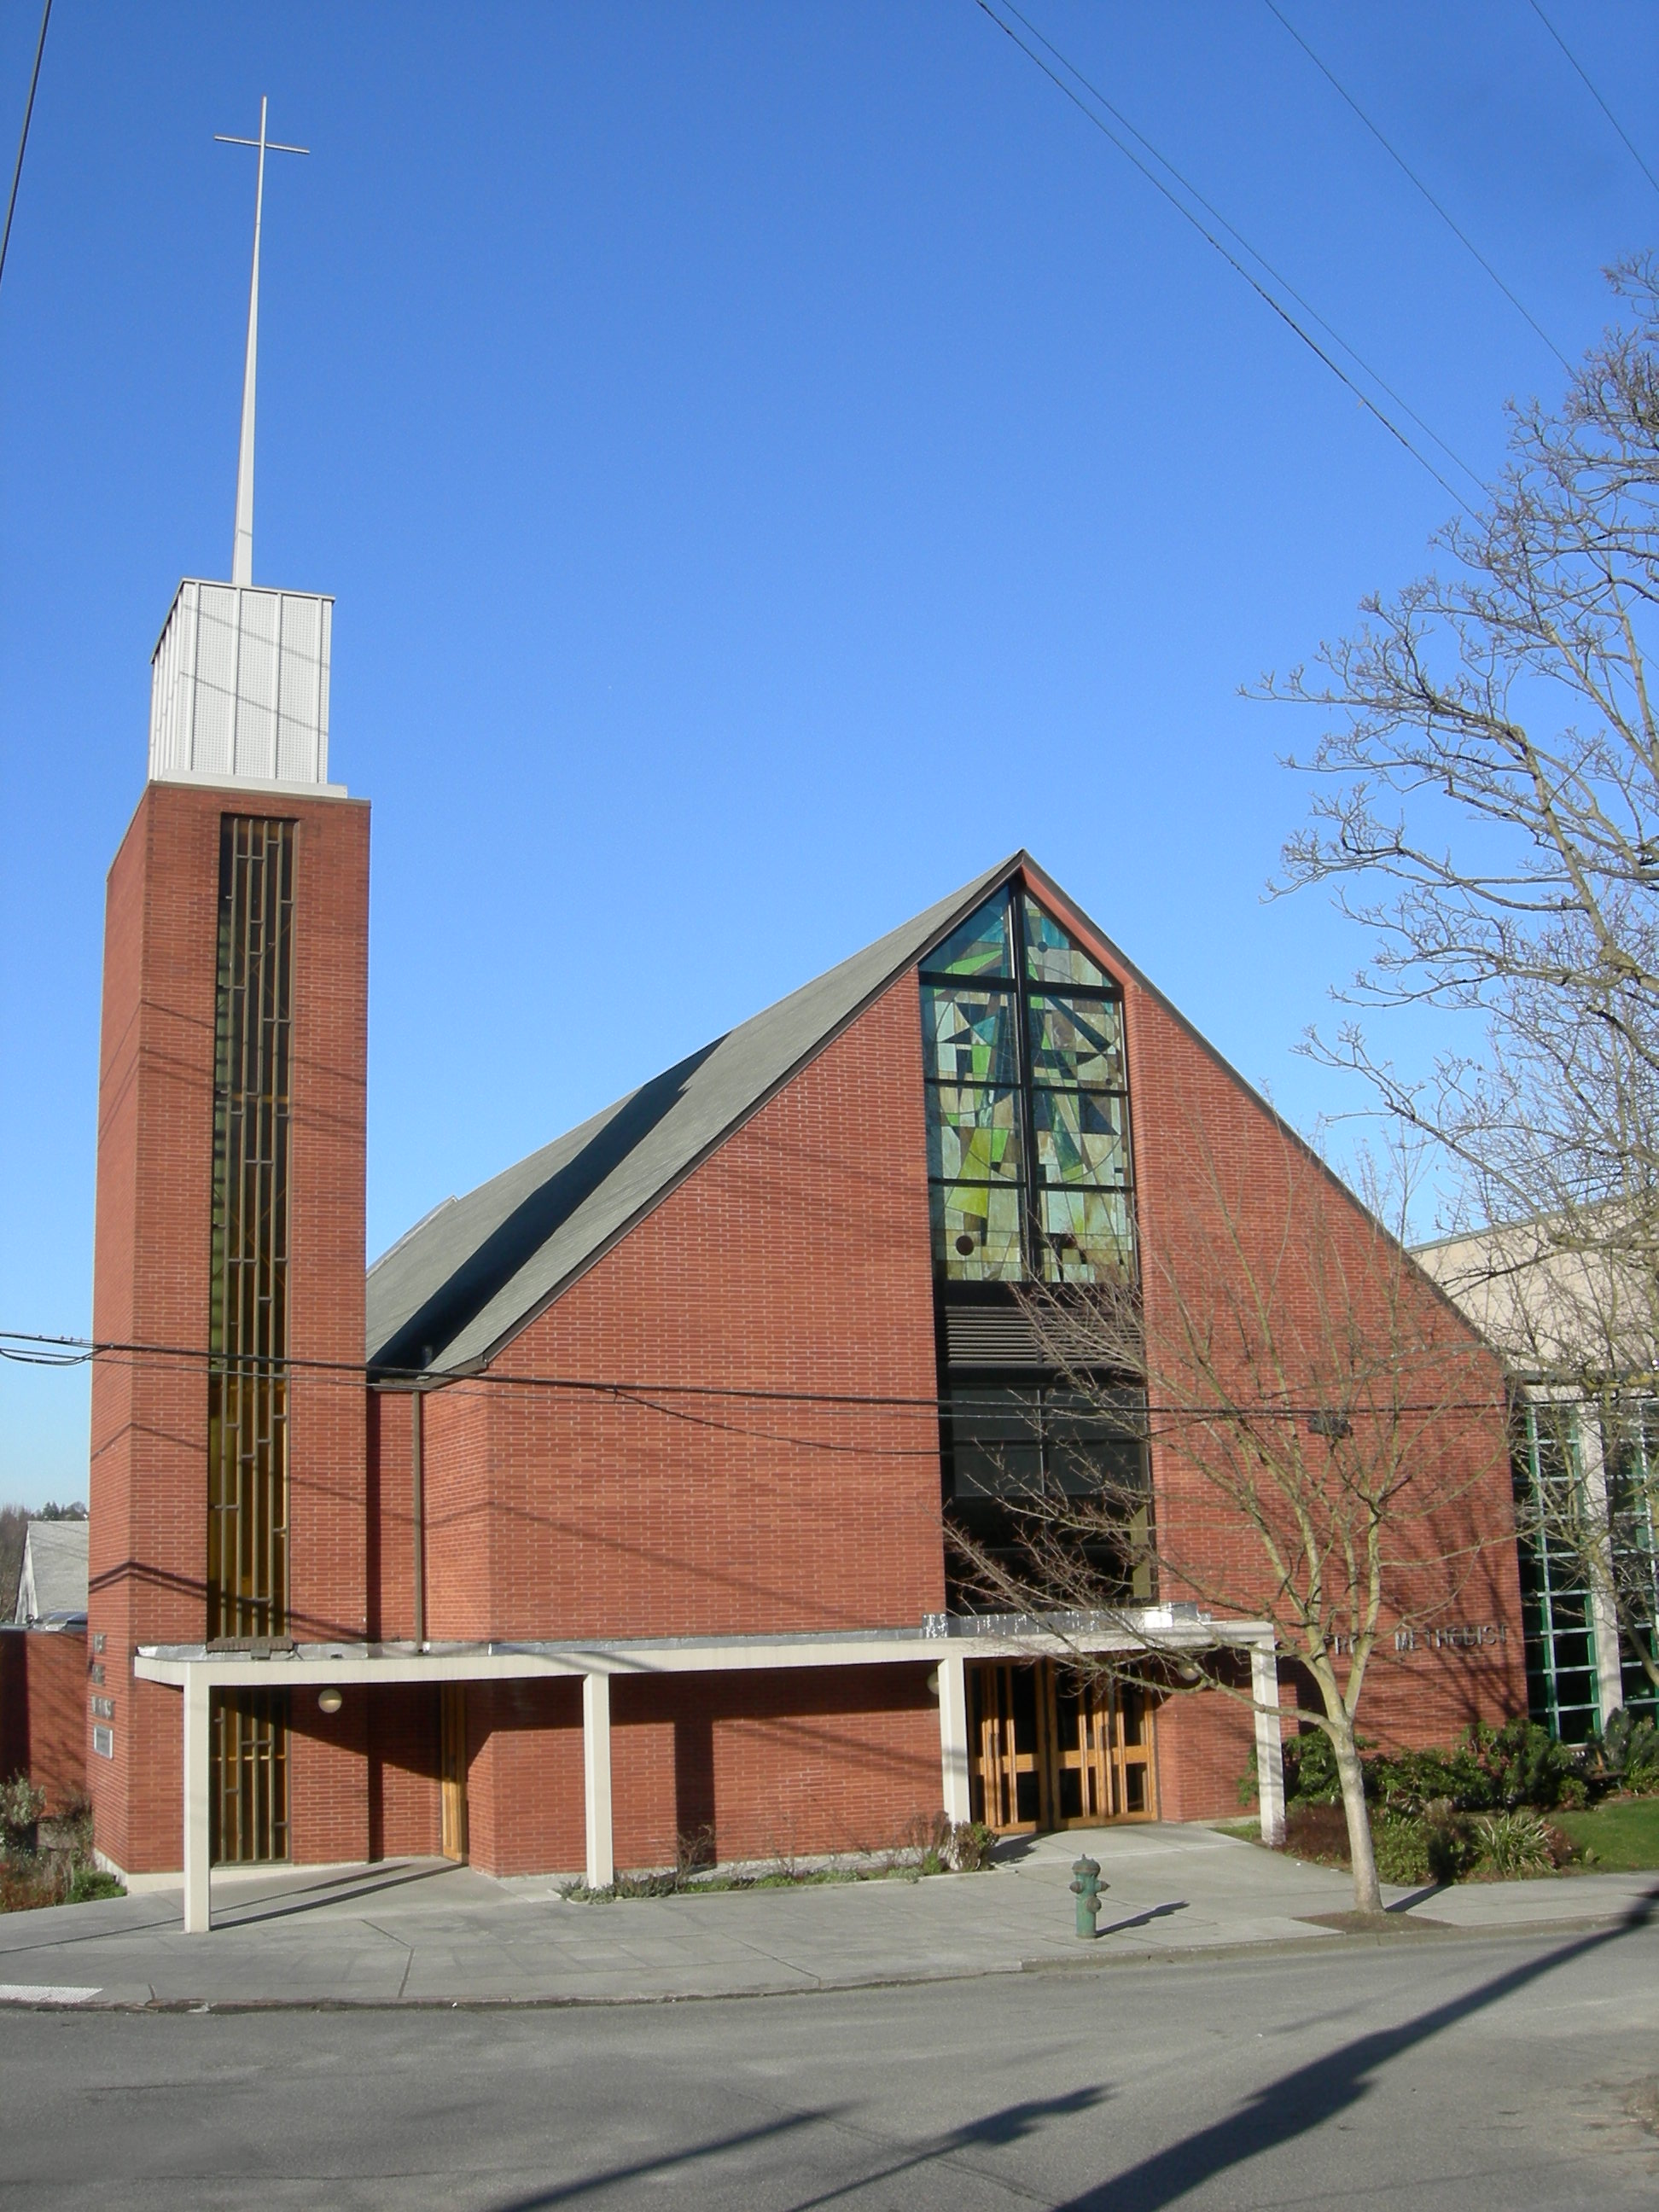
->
[359,1919,415,2000]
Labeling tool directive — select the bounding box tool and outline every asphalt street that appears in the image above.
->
[3,1918,1656,2210]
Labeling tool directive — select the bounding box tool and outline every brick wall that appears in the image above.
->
[609,1665,942,1871]
[1009,875,1530,1808]
[453,1665,944,1879]
[87,781,370,1872]
[0,1628,88,1813]
[417,972,946,1649]
[1154,1683,1258,1825]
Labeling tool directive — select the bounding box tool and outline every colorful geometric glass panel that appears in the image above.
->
[1027,995,1126,1091]
[925,893,1012,980]
[1033,1087,1126,1186]
[928,1086,1022,1185]
[1023,894,1109,988]
[934,1181,1025,1281]
[923,985,1019,1086]
[1039,1186,1136,1283]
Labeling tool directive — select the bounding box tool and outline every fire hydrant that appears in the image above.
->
[1070,1854,1105,1940]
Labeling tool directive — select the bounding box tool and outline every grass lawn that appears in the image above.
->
[1553,1796,1659,1872]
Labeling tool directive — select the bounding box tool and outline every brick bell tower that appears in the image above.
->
[87,102,370,1878]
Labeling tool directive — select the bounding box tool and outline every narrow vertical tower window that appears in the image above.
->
[207,816,294,1862]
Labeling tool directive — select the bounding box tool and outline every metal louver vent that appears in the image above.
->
[944,1306,1045,1367]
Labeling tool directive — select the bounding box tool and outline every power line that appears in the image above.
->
[0,1325,1512,1423]
[970,0,1481,510]
[1528,0,1659,202]
[1263,0,1569,371]
[0,0,51,300]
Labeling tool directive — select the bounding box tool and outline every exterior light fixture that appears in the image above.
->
[317,1686,343,1715]
[925,1667,940,1697]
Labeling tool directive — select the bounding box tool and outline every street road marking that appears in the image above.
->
[0,1984,100,2005]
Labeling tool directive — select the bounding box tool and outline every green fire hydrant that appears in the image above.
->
[1070,1854,1104,1940]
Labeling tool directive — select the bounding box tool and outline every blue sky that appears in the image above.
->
[3,1,1656,1505]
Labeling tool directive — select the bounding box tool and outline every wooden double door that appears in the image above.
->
[969,1661,1156,1833]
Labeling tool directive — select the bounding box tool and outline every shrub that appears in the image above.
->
[1592,1710,1659,1796]
[946,1821,997,1873]
[1282,1732,1346,1805]
[67,1865,124,1905]
[0,1775,45,1859]
[1468,1811,1559,1879]
[1284,1801,1351,1864]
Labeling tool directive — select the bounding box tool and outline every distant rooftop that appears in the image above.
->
[14,1518,88,1625]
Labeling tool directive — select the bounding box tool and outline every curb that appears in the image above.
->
[0,1908,1651,2014]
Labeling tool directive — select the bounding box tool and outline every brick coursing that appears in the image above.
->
[89,835,1530,1871]
[87,782,370,1872]
[0,1628,88,1813]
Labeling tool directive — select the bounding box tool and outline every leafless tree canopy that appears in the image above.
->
[1270,256,1659,1703]
[952,1136,1511,1913]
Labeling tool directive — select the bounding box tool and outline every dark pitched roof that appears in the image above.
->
[365,854,1017,1374]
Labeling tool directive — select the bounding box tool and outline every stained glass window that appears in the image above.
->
[928,899,1013,979]
[919,885,1136,1284]
[1027,997,1126,1090]
[928,1086,1022,1185]
[933,1181,1025,1280]
[922,987,1019,1086]
[1023,894,1109,987]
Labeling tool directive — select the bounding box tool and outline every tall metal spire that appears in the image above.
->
[215,98,308,587]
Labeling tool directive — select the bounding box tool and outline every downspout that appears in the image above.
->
[411,1386,426,1650]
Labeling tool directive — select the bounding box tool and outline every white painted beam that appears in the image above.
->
[1575,1406,1627,1726]
[583,1671,614,1890]
[1250,1644,1285,1848]
[937,1653,971,1825]
[182,1670,212,1935]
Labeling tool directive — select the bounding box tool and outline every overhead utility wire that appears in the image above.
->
[0,1325,1512,1422]
[1263,0,1569,371]
[971,0,1481,509]
[1528,0,1659,202]
[0,0,51,300]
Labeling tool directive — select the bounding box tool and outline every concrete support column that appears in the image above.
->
[583,1670,614,1889]
[1575,1404,1626,1726]
[937,1652,971,1825]
[183,1671,212,1935]
[1250,1642,1285,1848]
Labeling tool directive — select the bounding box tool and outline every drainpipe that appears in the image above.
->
[411,1386,426,1650]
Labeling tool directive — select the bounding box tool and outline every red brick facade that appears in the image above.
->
[87,781,370,1873]
[410,973,944,1647]
[0,1628,88,1814]
[85,829,1526,1872]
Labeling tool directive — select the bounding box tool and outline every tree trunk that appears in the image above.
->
[1330,1725,1383,1915]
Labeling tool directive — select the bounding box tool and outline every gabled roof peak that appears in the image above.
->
[366,855,1026,1375]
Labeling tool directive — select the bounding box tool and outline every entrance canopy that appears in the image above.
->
[137,1612,1286,1931]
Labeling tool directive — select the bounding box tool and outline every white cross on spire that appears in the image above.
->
[215,98,308,588]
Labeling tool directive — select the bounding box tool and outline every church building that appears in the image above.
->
[82,111,1530,1929]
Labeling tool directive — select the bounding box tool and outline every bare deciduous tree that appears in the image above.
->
[953,1138,1511,1916]
[1269,255,1659,1710]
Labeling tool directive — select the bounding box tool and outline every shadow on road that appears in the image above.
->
[1056,1886,1659,2209]
[489,2086,1109,2211]
[476,1887,1656,2212]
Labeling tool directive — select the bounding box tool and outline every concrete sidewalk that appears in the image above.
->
[0,1824,1653,2010]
